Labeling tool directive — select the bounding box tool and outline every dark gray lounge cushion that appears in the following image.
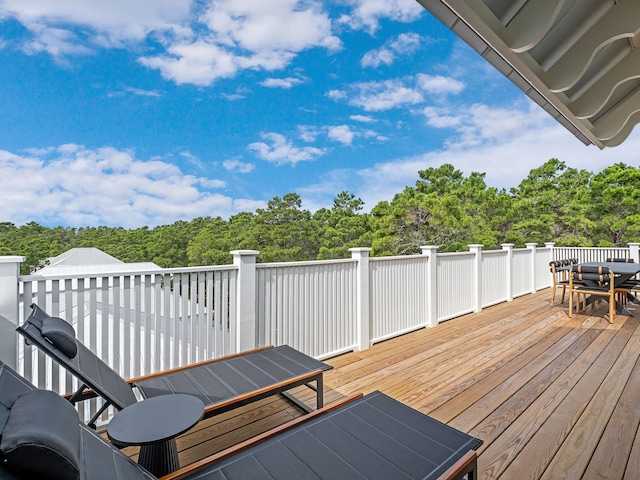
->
[1,389,81,480]
[41,316,78,358]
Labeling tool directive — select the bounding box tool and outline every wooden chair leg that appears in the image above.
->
[569,291,573,318]
[608,295,615,324]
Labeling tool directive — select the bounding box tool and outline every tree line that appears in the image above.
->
[2,159,639,275]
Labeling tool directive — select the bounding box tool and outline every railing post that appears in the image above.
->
[501,244,514,302]
[629,243,640,263]
[526,243,538,293]
[0,256,25,369]
[468,245,483,312]
[420,246,439,327]
[350,248,371,351]
[545,242,555,262]
[230,250,259,353]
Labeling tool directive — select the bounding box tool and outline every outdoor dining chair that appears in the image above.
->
[603,257,640,303]
[549,259,579,305]
[549,260,569,305]
[568,265,616,323]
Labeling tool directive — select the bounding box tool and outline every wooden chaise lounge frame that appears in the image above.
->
[0,361,482,480]
[17,303,331,428]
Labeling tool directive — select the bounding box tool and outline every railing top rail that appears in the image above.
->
[482,249,509,256]
[19,264,237,282]
[370,254,426,262]
[438,251,475,258]
[554,247,628,251]
[256,258,357,269]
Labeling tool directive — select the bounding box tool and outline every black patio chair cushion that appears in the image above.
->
[41,316,78,358]
[0,389,81,480]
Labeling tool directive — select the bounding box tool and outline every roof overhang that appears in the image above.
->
[416,0,640,149]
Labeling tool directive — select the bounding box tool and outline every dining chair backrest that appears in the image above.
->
[605,257,635,263]
[571,265,613,284]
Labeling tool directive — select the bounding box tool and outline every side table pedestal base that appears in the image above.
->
[139,439,179,477]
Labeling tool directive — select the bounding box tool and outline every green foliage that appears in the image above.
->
[2,161,639,272]
[371,165,506,253]
[507,159,593,247]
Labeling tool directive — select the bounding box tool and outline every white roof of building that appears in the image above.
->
[36,248,161,276]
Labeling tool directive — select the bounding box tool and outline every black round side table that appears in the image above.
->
[107,394,205,477]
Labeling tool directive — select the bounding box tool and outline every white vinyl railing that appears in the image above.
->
[256,258,358,360]
[370,254,429,344]
[437,251,476,322]
[512,248,534,297]
[553,247,630,263]
[481,250,510,308]
[1,241,639,401]
[18,266,237,392]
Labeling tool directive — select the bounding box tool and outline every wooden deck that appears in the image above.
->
[123,289,640,479]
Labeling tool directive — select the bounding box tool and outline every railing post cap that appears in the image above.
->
[545,242,556,247]
[420,245,439,253]
[468,244,483,249]
[229,250,260,256]
[0,256,25,263]
[349,248,371,260]
[628,242,640,247]
[501,243,514,248]
[526,243,538,248]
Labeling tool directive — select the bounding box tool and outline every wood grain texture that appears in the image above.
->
[115,290,640,479]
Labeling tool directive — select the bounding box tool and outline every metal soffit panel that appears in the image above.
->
[416,0,640,148]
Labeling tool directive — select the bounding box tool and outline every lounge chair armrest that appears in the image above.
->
[436,449,478,480]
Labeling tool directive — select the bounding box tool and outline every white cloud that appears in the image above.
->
[297,102,640,214]
[199,178,226,188]
[361,32,421,68]
[348,79,424,111]
[0,0,192,52]
[327,125,355,145]
[422,106,462,128]
[339,0,423,33]
[248,132,327,165]
[0,145,250,227]
[327,89,347,100]
[361,48,394,68]
[298,126,322,142]
[333,74,464,112]
[139,40,238,86]
[223,159,255,173]
[20,25,92,57]
[202,0,340,54]
[350,114,376,123]
[123,86,162,97]
[422,103,536,147]
[140,0,339,85]
[2,0,342,85]
[261,76,306,89]
[416,73,465,95]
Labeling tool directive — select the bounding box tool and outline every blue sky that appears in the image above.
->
[1,0,639,228]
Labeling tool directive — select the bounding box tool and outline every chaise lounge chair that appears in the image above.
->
[0,361,483,480]
[17,304,331,427]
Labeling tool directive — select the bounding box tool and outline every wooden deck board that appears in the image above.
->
[584,355,640,480]
[118,290,640,479]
